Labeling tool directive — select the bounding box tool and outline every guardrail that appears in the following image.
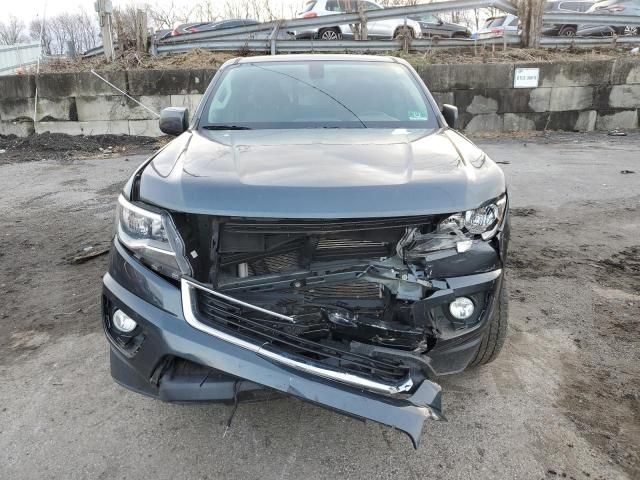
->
[543,12,640,26]
[155,35,639,55]
[156,0,517,45]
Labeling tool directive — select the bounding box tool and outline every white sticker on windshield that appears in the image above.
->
[408,111,427,120]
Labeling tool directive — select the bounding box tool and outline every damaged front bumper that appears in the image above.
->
[103,237,504,446]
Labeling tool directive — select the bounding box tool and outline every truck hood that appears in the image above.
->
[139,128,505,218]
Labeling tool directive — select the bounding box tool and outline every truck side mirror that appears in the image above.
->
[441,104,459,130]
[159,107,189,135]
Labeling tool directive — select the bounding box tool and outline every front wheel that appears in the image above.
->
[393,27,414,39]
[468,277,509,367]
[558,25,577,37]
[318,28,341,40]
[622,25,639,36]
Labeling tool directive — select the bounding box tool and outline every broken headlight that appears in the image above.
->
[399,195,507,258]
[116,195,191,279]
[440,194,507,240]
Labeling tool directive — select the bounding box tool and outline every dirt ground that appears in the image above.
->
[0,132,638,479]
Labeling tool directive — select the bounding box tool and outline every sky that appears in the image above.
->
[3,0,303,24]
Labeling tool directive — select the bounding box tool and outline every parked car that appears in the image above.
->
[292,0,422,39]
[409,14,472,38]
[577,0,640,36]
[542,0,596,36]
[103,54,510,446]
[161,19,261,40]
[473,14,520,39]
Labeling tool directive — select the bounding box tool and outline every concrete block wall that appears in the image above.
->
[420,58,640,133]
[0,69,216,137]
[0,59,638,137]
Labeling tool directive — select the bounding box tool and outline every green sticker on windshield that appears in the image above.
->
[408,110,427,120]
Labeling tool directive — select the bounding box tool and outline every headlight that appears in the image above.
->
[116,195,191,279]
[439,195,507,241]
[399,195,507,258]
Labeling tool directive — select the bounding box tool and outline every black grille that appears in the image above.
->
[195,290,409,383]
[223,215,437,234]
[302,281,381,299]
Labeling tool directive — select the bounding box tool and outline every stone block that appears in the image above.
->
[76,95,170,121]
[520,60,614,87]
[463,113,503,133]
[35,71,127,98]
[0,120,34,137]
[170,94,204,117]
[35,97,77,121]
[429,92,454,110]
[549,87,593,111]
[418,63,513,91]
[0,97,73,121]
[0,75,36,99]
[610,58,640,85]
[34,120,130,136]
[595,110,638,131]
[503,113,536,132]
[466,95,499,114]
[128,119,164,137]
[608,84,640,109]
[0,98,33,121]
[128,69,208,95]
[575,110,597,132]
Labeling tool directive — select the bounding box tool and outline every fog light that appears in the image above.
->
[449,297,475,320]
[112,309,137,333]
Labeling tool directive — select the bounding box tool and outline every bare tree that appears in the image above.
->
[0,16,26,45]
[29,18,53,55]
[30,12,97,55]
[518,0,545,47]
[148,1,199,29]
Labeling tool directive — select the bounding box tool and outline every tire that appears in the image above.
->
[623,26,639,36]
[452,32,468,39]
[468,277,509,367]
[393,27,414,39]
[318,28,341,40]
[558,25,577,37]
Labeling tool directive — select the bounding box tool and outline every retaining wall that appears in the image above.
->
[0,58,638,137]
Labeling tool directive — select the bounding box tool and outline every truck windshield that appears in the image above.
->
[200,60,438,130]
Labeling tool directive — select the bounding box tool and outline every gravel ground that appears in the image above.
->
[0,132,638,480]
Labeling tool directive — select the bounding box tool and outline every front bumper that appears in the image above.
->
[103,238,504,446]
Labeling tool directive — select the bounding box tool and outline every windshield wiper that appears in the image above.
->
[202,125,252,130]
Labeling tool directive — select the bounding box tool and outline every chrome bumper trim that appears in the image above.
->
[180,277,414,395]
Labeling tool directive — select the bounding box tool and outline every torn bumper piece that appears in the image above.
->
[103,243,444,447]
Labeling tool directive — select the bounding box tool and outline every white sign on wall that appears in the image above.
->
[514,68,540,88]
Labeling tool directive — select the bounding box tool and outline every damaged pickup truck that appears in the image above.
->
[102,54,509,447]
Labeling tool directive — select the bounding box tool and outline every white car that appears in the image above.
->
[292,0,422,40]
[473,14,520,39]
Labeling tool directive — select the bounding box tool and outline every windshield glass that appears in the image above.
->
[200,61,438,130]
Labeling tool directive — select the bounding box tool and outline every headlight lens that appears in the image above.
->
[116,195,189,279]
[439,195,507,240]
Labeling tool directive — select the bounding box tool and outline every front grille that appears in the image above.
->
[195,289,409,383]
[302,281,381,299]
[223,215,437,234]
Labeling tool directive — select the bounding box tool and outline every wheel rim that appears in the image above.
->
[562,29,576,37]
[395,28,412,39]
[623,26,638,36]
[321,30,338,40]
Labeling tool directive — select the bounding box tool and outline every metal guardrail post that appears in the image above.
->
[269,21,281,55]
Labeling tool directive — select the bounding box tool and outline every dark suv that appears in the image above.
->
[542,0,596,36]
[409,14,472,38]
[102,55,509,447]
